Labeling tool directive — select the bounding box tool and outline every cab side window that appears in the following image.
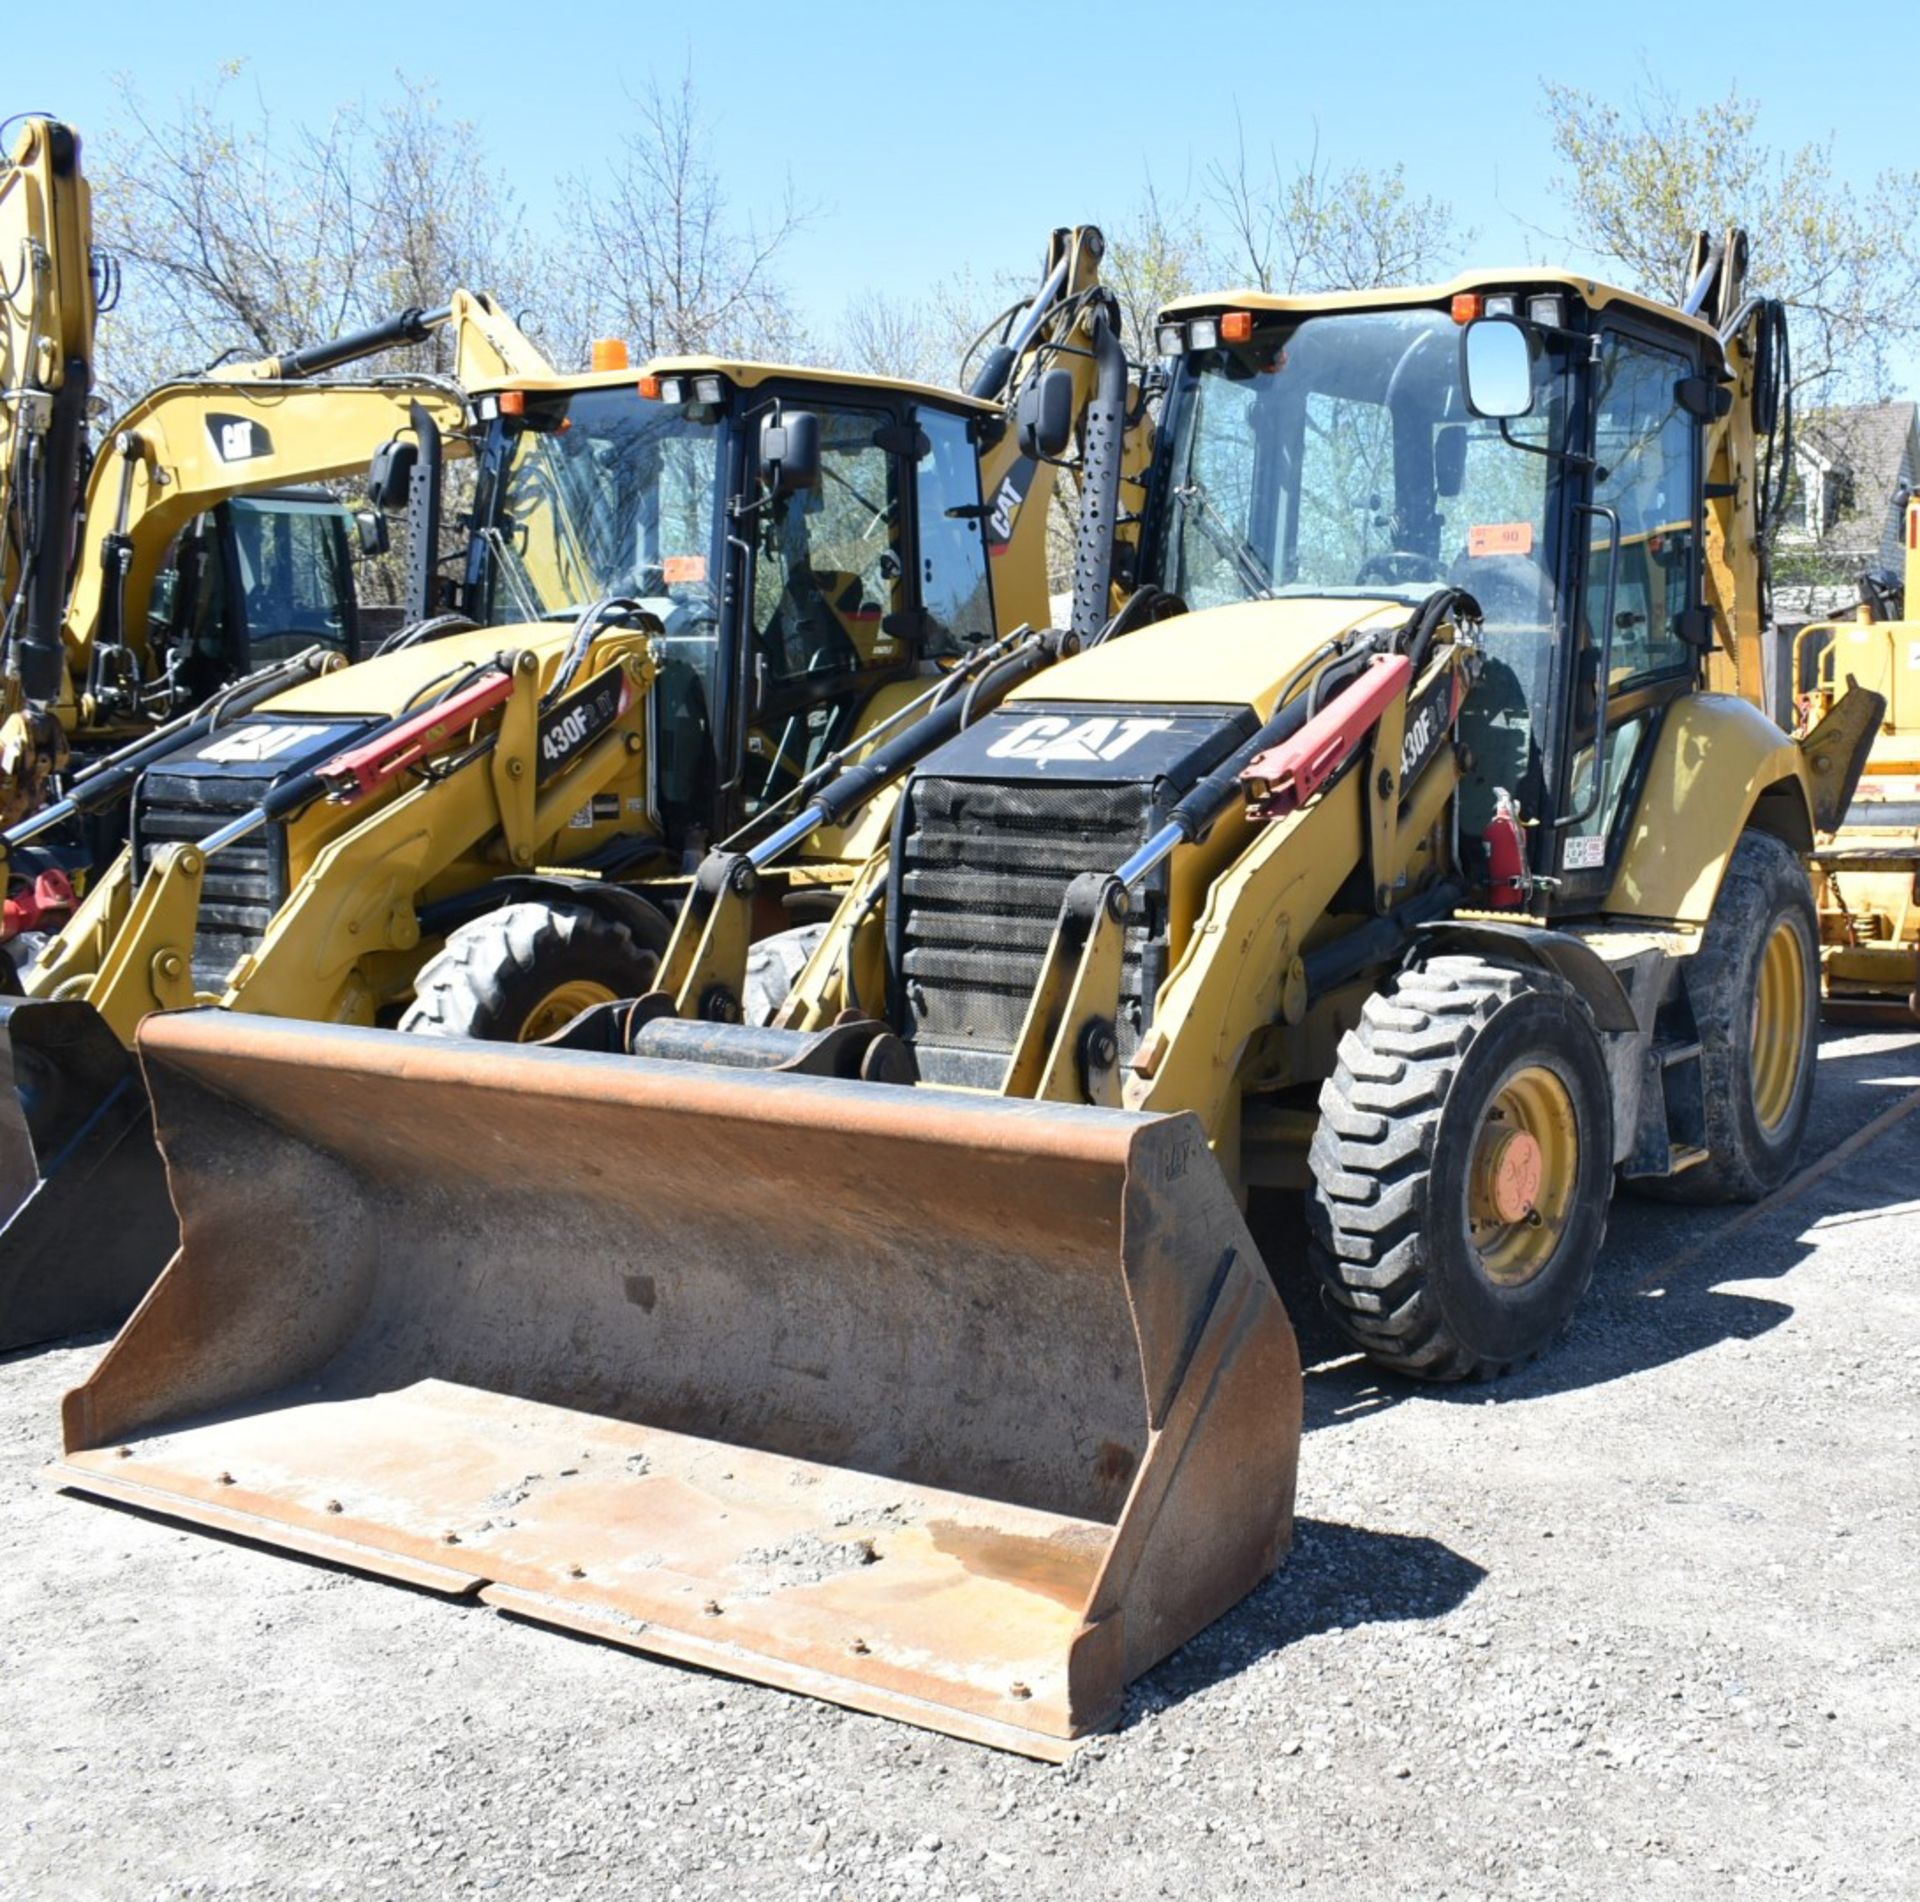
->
[1588,334,1698,684]
[913,407,993,657]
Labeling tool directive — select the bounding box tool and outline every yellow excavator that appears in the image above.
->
[4,116,553,833]
[1,226,1132,1347]
[60,239,1865,1757]
[1786,491,1920,1015]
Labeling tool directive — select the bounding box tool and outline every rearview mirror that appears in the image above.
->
[365,438,417,512]
[354,509,389,559]
[759,409,821,497]
[1461,317,1534,420]
[1016,367,1075,460]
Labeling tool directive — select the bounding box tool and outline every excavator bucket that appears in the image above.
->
[56,1010,1301,1757]
[0,998,175,1352]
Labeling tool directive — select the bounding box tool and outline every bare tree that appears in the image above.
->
[91,66,535,408]
[1541,77,1920,402]
[559,70,811,362]
[1100,180,1213,362]
[1205,118,1466,294]
[836,266,1011,390]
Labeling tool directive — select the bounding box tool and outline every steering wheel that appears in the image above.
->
[1356,550,1447,586]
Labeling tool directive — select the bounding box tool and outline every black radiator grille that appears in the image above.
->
[133,776,287,994]
[898,777,1163,1090]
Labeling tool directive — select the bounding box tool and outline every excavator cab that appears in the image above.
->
[147,491,362,696]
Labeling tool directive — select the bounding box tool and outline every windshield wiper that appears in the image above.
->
[1173,483,1276,601]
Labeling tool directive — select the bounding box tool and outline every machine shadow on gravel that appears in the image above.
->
[1125,1518,1486,1725]
[1253,1031,1920,1432]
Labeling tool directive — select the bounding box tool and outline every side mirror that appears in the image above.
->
[1461,317,1534,420]
[1016,367,1076,460]
[1434,424,1467,498]
[760,409,821,497]
[354,509,390,559]
[366,437,417,512]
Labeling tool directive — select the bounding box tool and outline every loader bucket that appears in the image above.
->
[56,1011,1301,1757]
[0,999,176,1352]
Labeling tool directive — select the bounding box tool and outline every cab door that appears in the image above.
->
[1548,322,1708,907]
[738,400,912,822]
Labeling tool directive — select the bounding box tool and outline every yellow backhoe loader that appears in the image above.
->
[55,238,1875,1755]
[2,227,1131,1347]
[1785,492,1920,1015]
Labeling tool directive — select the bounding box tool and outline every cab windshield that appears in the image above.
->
[1155,307,1582,832]
[1155,307,1566,619]
[478,387,725,628]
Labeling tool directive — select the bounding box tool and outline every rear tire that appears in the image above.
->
[1640,828,1817,1204]
[400,899,669,1043]
[1307,956,1615,1380]
[743,924,828,1026]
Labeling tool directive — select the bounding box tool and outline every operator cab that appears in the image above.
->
[461,362,1002,856]
[1146,274,1725,907]
[147,489,361,703]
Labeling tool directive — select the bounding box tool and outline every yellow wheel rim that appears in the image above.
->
[1750,919,1809,1135]
[1466,1064,1579,1287]
[517,978,619,1042]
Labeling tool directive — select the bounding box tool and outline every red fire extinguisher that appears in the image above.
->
[1483,788,1528,909]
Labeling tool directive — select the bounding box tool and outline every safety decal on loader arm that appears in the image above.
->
[1801,683,1889,834]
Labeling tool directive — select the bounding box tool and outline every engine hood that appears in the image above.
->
[1008,595,1408,720]
[260,620,575,717]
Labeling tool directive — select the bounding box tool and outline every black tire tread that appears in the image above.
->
[399,900,664,1040]
[1639,829,1817,1206]
[1307,955,1604,1381]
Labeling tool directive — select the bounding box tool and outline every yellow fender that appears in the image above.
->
[1608,694,1815,924]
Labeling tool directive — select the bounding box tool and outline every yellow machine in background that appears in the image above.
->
[56,244,1874,1755]
[1789,494,1920,1014]
[2,225,1132,1346]
[3,116,99,819]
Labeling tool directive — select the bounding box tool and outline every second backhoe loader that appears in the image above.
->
[3,227,1128,1348]
[56,246,1875,1754]
[1786,492,1920,1015]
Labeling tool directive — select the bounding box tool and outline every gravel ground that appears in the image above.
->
[3,1027,1918,1900]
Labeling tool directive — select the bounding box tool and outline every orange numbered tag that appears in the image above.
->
[1468,521,1535,558]
[661,555,707,584]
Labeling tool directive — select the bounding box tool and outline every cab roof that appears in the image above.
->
[469,357,998,414]
[645,355,1000,412]
[1161,266,1721,349]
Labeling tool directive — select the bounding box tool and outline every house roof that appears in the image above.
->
[1794,401,1919,556]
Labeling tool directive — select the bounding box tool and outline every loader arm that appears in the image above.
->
[49,639,655,1032]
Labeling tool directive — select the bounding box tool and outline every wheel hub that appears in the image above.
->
[1465,1064,1578,1288]
[1477,1127,1544,1224]
[1750,918,1809,1136]
[518,979,621,1043]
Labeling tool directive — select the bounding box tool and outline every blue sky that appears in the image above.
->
[17,0,1920,377]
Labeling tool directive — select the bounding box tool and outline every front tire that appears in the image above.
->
[1308,956,1615,1380]
[400,899,669,1043]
